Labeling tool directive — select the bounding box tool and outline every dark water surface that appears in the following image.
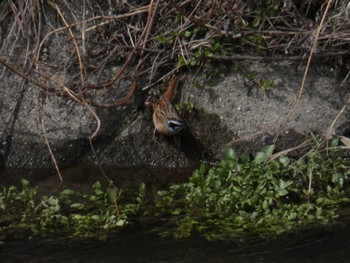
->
[1,222,350,263]
[1,166,350,262]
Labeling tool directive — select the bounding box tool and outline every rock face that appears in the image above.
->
[0,2,349,181]
[1,61,349,175]
[181,63,350,157]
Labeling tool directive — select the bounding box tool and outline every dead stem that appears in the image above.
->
[297,0,334,102]
[54,2,85,84]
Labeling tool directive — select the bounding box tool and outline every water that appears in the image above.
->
[1,166,350,262]
[1,222,350,263]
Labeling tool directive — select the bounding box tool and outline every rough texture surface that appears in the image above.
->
[180,63,350,156]
[1,62,349,175]
[0,1,349,181]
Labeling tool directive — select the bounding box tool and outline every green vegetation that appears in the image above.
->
[0,181,145,241]
[1,142,349,242]
[154,142,350,240]
[174,101,195,113]
[259,78,275,93]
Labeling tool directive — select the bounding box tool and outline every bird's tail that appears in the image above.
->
[163,76,180,102]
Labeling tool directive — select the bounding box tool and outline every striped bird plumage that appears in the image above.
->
[152,76,185,136]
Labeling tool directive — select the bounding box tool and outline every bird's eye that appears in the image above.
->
[168,121,184,131]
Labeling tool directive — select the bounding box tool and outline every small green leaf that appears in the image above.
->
[262,200,269,210]
[254,152,268,163]
[262,145,275,157]
[139,183,146,195]
[107,188,116,203]
[241,151,250,164]
[253,17,260,28]
[277,189,288,196]
[199,163,206,175]
[156,34,167,44]
[171,208,183,215]
[61,189,75,195]
[47,197,58,206]
[254,145,275,163]
[70,203,84,209]
[330,138,339,147]
[116,219,126,226]
[225,148,237,161]
[21,179,30,189]
[94,189,104,195]
[91,215,100,220]
[279,179,293,190]
[184,31,192,37]
[279,156,290,166]
[92,181,101,189]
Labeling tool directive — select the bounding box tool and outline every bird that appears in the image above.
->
[152,76,185,136]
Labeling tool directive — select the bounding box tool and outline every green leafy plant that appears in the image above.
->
[155,143,350,240]
[0,181,146,240]
[251,0,280,28]
[174,101,195,113]
[259,78,275,92]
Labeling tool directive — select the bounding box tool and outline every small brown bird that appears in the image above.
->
[152,76,185,136]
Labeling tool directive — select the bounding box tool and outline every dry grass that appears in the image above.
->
[1,1,349,98]
[0,0,349,180]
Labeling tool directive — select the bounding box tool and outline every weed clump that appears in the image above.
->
[155,143,350,240]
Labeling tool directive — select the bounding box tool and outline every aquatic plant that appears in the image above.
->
[155,142,350,240]
[0,180,145,241]
[1,140,349,242]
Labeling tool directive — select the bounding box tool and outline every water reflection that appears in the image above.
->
[1,223,350,263]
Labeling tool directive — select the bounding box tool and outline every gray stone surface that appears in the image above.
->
[0,1,349,177]
[180,63,350,156]
[1,61,349,175]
